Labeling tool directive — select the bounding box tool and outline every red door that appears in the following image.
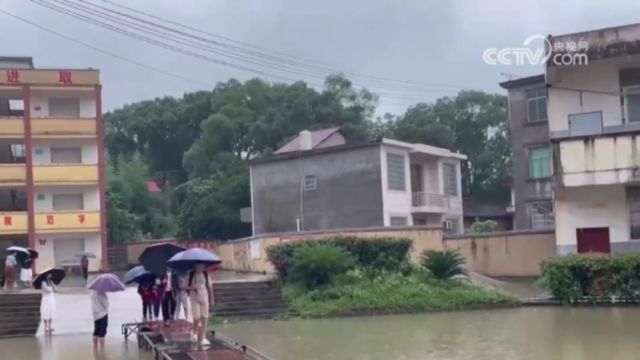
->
[576,227,611,254]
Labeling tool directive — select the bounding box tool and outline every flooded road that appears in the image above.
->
[1,287,151,360]
[220,307,640,360]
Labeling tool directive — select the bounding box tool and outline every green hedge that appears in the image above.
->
[266,236,413,280]
[540,254,640,302]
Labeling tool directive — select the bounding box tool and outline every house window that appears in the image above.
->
[389,216,408,226]
[52,194,84,210]
[51,147,82,164]
[628,187,640,239]
[444,218,460,234]
[624,86,640,123]
[529,146,551,178]
[443,163,457,196]
[303,175,317,191]
[49,98,80,117]
[526,88,547,122]
[387,153,406,191]
[529,202,554,229]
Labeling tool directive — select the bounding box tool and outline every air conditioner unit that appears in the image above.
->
[444,220,453,230]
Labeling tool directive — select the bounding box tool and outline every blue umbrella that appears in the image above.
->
[166,248,222,269]
[87,273,126,292]
[124,265,156,285]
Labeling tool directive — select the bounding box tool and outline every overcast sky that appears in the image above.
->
[1,0,640,115]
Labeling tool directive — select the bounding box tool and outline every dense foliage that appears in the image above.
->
[104,74,511,242]
[540,254,640,302]
[284,270,517,318]
[420,249,467,280]
[291,243,355,288]
[266,236,413,280]
[469,219,499,233]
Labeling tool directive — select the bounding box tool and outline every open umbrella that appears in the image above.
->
[74,252,96,259]
[124,265,156,285]
[26,248,38,259]
[87,273,126,292]
[166,248,221,270]
[6,246,29,255]
[139,242,186,275]
[32,267,66,289]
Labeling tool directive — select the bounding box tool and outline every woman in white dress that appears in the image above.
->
[20,257,33,288]
[40,273,56,333]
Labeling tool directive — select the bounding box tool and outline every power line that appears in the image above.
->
[0,8,209,86]
[98,0,464,91]
[32,0,462,97]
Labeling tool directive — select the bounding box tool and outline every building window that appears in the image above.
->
[628,187,640,239]
[444,218,460,234]
[49,98,80,117]
[303,175,317,191]
[526,88,547,122]
[624,86,640,123]
[389,216,408,226]
[51,147,82,164]
[387,153,406,191]
[529,146,551,178]
[52,194,84,210]
[529,202,554,229]
[443,163,457,196]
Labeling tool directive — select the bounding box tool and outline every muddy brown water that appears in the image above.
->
[220,307,640,360]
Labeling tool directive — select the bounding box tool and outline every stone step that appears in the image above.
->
[214,302,288,311]
[213,307,287,317]
[213,294,283,302]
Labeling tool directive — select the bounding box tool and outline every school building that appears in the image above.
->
[0,57,106,272]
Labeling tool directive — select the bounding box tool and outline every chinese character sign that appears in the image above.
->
[3,216,11,226]
[6,69,19,84]
[58,71,72,85]
[78,214,85,224]
[46,215,54,225]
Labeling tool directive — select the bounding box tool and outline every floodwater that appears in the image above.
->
[220,307,640,360]
[1,287,151,360]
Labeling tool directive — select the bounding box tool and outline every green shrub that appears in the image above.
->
[420,249,467,280]
[540,254,640,302]
[469,219,499,233]
[291,243,355,288]
[266,236,412,281]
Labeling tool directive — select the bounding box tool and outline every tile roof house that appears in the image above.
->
[275,127,345,154]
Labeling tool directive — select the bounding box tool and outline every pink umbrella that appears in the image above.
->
[87,273,126,292]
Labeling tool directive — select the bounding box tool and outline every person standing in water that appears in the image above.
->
[188,263,213,346]
[40,273,56,333]
[91,290,108,350]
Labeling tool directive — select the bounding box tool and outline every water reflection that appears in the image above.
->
[220,308,640,360]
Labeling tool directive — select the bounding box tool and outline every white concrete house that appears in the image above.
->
[548,23,640,254]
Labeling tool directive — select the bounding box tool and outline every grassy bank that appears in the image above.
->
[283,272,519,318]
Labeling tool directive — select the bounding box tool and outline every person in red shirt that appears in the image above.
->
[137,282,153,321]
[150,279,162,321]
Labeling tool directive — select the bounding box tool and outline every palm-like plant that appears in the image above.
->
[420,249,467,280]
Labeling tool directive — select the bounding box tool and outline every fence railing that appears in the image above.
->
[412,192,461,209]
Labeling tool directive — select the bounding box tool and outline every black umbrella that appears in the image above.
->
[26,248,38,259]
[32,267,66,289]
[139,243,186,275]
[124,265,156,285]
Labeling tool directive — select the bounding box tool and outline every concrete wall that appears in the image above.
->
[380,144,413,226]
[444,230,556,277]
[251,145,384,235]
[32,139,98,165]
[555,184,633,254]
[216,226,445,273]
[506,80,552,229]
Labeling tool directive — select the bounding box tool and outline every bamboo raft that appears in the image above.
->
[122,320,274,360]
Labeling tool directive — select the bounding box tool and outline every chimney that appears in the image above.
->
[299,130,312,151]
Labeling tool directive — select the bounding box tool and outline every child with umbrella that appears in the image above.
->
[33,267,66,333]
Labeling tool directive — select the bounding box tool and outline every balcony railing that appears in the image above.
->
[412,192,461,209]
[35,210,100,233]
[0,211,27,234]
[32,118,97,138]
[0,164,26,186]
[0,118,24,138]
[33,164,98,185]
